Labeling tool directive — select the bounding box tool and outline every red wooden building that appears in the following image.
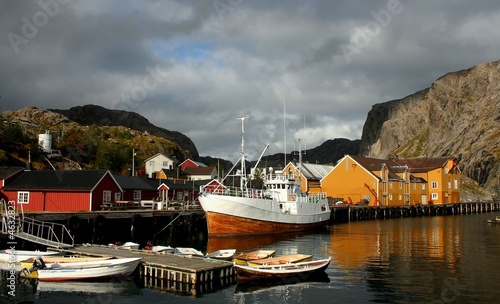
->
[1,170,122,212]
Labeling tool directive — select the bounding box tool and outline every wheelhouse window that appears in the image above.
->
[18,192,29,204]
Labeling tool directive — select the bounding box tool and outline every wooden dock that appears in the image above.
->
[54,245,235,296]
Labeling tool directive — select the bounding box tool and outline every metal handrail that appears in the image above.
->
[17,216,74,248]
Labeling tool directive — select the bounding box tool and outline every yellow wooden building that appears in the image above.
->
[321,155,460,206]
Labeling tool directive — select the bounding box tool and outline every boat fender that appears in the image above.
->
[94,215,106,228]
[132,214,142,226]
[67,215,80,230]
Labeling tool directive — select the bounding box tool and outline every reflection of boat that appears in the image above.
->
[234,257,331,282]
[21,257,142,281]
[198,117,331,236]
[36,279,139,294]
[234,271,330,294]
[0,249,62,263]
[246,254,312,267]
[487,216,500,223]
[20,256,112,270]
[205,249,236,260]
[207,231,310,254]
[233,250,276,265]
[173,247,204,256]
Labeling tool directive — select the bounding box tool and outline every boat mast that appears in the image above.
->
[238,115,249,190]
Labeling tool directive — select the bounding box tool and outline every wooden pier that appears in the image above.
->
[54,245,235,296]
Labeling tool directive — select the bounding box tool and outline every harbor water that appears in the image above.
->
[1,211,499,303]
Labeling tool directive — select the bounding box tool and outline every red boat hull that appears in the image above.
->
[205,211,329,237]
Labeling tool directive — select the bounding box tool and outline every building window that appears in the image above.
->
[149,161,155,167]
[398,194,402,200]
[431,181,438,189]
[432,193,438,200]
[133,190,142,200]
[18,192,29,204]
[399,181,403,189]
[103,191,111,203]
[162,161,169,167]
[389,182,393,189]
[454,179,458,189]
[422,184,426,190]
[388,194,393,201]
[448,182,451,189]
[413,183,417,190]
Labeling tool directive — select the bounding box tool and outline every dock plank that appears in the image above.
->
[55,245,233,272]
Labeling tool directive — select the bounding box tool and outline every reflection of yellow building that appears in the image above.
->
[321,155,460,206]
[329,218,460,272]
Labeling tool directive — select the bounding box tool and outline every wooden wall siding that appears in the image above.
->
[91,173,122,211]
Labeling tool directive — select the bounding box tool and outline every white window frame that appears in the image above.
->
[18,191,29,204]
[103,190,111,203]
[133,190,142,200]
[114,192,121,201]
[431,181,438,189]
[399,181,403,189]
[432,193,438,200]
[454,179,458,189]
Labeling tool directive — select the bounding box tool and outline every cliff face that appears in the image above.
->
[360,60,500,195]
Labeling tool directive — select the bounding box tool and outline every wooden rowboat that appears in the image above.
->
[20,257,142,281]
[232,250,276,265]
[246,254,312,267]
[20,256,112,270]
[234,257,331,282]
[173,247,204,256]
[205,249,236,260]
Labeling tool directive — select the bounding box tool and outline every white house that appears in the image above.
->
[144,153,176,178]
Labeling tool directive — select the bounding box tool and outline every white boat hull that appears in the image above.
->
[199,194,330,236]
[25,257,142,282]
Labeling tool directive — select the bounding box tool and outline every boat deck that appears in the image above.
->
[53,245,235,295]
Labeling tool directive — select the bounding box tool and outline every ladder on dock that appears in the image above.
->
[1,198,74,248]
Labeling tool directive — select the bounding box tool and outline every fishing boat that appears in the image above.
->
[20,256,112,270]
[20,257,142,281]
[173,247,204,256]
[0,249,62,263]
[232,250,276,265]
[246,253,312,267]
[198,116,331,236]
[234,257,331,282]
[205,249,236,260]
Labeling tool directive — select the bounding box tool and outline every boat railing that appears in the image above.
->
[209,186,269,199]
[303,192,327,203]
[267,173,296,181]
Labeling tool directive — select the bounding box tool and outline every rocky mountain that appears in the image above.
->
[50,105,199,159]
[360,60,500,197]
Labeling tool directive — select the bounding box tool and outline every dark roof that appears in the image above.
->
[0,167,24,180]
[113,175,156,190]
[3,170,111,190]
[183,166,214,176]
[395,157,449,173]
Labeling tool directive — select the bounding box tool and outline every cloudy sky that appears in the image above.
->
[1,0,499,162]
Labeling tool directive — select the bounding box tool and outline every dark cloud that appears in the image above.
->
[1,0,499,160]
